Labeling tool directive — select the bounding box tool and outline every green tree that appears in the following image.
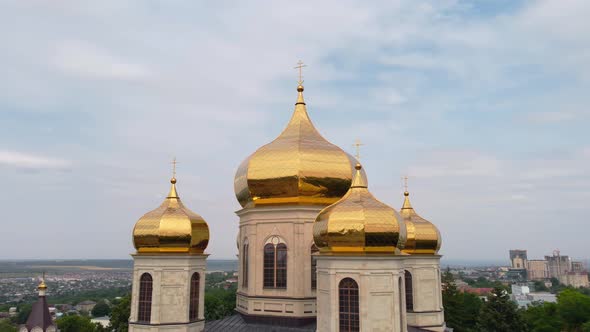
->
[523,302,563,332]
[460,292,483,330]
[108,294,130,332]
[557,289,590,331]
[91,300,111,317]
[533,280,549,292]
[0,319,18,332]
[57,315,99,332]
[582,321,590,332]
[441,268,482,332]
[14,303,32,324]
[477,287,527,332]
[205,288,236,321]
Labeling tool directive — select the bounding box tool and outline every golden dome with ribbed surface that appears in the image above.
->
[234,84,366,208]
[133,177,209,254]
[313,164,406,254]
[400,191,441,255]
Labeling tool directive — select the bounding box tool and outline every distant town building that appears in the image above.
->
[510,284,557,308]
[527,260,549,280]
[75,300,97,312]
[19,278,56,332]
[545,251,572,278]
[91,316,110,328]
[511,285,530,296]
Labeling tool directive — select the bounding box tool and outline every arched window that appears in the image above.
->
[339,278,359,332]
[189,273,200,321]
[276,243,287,288]
[311,244,319,290]
[405,270,414,311]
[263,237,287,289]
[242,239,249,288]
[138,273,153,323]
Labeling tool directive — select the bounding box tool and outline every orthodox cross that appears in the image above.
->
[353,139,364,160]
[294,60,307,84]
[402,176,409,192]
[171,157,179,178]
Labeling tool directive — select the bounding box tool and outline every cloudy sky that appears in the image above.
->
[1,0,588,263]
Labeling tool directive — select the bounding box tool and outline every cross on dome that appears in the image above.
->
[353,139,364,160]
[294,60,307,84]
[170,157,179,179]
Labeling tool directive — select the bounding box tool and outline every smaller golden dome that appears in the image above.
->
[133,177,209,254]
[400,191,441,255]
[38,280,47,291]
[313,164,406,254]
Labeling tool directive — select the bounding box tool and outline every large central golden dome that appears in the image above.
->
[234,84,365,208]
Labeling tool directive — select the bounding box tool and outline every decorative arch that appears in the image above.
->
[405,270,414,311]
[311,244,319,290]
[138,273,153,323]
[242,238,249,288]
[339,277,360,332]
[189,272,200,321]
[263,236,287,289]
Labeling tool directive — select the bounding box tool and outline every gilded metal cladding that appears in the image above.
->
[313,165,406,254]
[234,85,367,208]
[400,192,441,255]
[133,179,209,254]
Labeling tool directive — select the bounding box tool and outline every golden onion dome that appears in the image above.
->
[132,177,209,254]
[400,191,441,255]
[313,164,406,254]
[234,84,366,208]
[38,280,47,291]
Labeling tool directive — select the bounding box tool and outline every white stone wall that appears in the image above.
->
[236,206,322,319]
[403,256,445,332]
[315,255,407,332]
[129,254,207,332]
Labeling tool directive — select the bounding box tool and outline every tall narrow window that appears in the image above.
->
[242,240,249,288]
[399,276,404,331]
[189,273,200,321]
[405,270,414,311]
[339,278,360,332]
[311,244,319,290]
[263,238,288,289]
[263,243,275,288]
[276,243,287,288]
[138,273,153,323]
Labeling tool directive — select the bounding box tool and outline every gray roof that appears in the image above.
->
[205,315,315,332]
[205,314,441,332]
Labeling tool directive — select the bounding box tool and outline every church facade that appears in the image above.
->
[128,78,446,332]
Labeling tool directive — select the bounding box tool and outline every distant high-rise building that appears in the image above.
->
[559,272,589,288]
[527,260,549,280]
[572,261,585,273]
[510,250,528,269]
[545,251,572,279]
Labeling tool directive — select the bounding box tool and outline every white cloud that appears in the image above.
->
[409,150,502,178]
[52,40,150,80]
[0,150,71,170]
